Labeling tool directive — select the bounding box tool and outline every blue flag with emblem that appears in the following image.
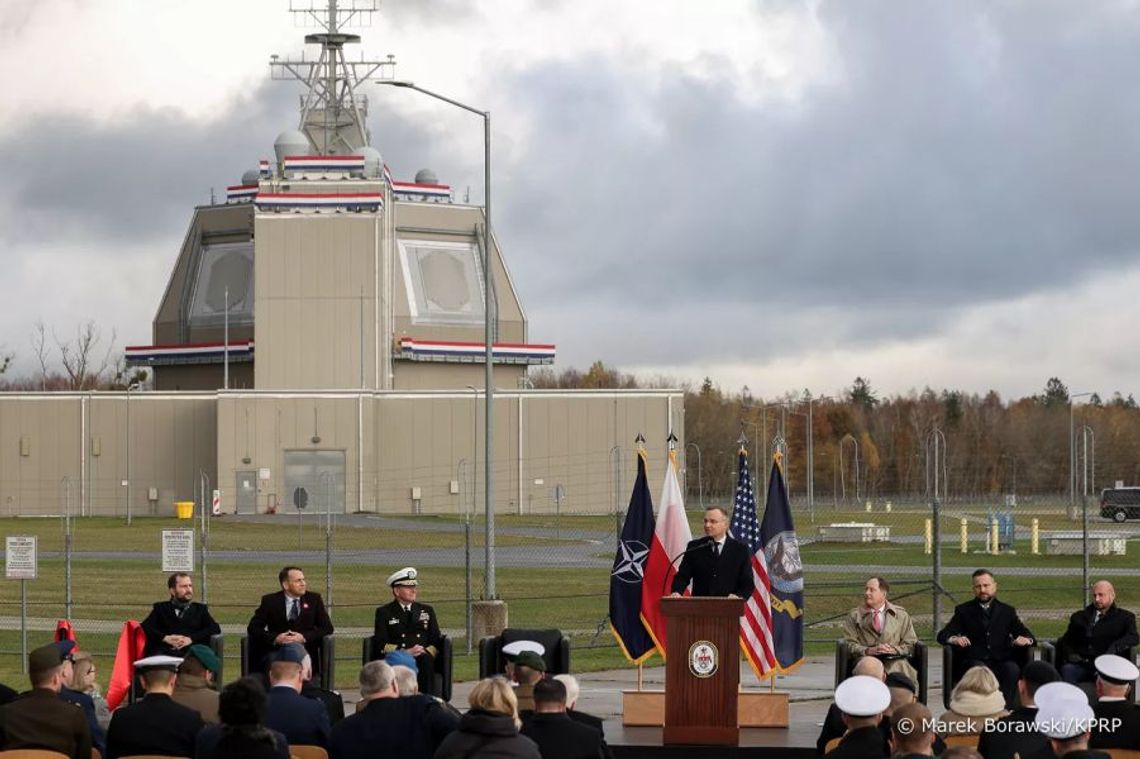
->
[759,454,805,672]
[609,449,657,664]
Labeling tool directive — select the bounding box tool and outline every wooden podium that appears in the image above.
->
[662,596,742,745]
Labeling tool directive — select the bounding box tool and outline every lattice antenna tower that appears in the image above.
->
[270,0,389,155]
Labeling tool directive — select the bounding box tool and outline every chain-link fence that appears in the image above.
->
[0,483,1135,691]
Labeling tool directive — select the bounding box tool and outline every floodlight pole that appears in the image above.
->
[379,77,496,598]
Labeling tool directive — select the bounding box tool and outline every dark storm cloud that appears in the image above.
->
[0,83,302,247]
[480,0,1140,367]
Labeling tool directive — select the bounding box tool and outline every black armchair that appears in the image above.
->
[241,633,336,690]
[478,628,571,679]
[834,639,929,704]
[362,634,453,702]
[941,643,1039,709]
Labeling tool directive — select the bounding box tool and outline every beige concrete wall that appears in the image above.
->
[0,394,216,517]
[391,363,524,391]
[254,214,381,390]
[155,363,254,392]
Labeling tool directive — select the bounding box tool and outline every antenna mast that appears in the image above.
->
[270,0,387,155]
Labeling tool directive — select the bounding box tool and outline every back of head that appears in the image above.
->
[220,677,268,727]
[888,686,916,714]
[359,661,395,698]
[180,654,208,678]
[553,674,579,708]
[1021,660,1060,700]
[953,665,1000,699]
[269,660,302,686]
[853,656,885,680]
[142,668,176,691]
[890,702,932,752]
[469,677,520,726]
[392,665,417,696]
[532,677,567,712]
[515,664,543,685]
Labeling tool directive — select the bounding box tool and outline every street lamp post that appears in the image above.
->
[380,74,496,598]
[1069,392,1092,514]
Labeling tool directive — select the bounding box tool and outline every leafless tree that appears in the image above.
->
[30,321,50,390]
[53,320,117,391]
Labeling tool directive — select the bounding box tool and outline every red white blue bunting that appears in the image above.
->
[397,337,555,365]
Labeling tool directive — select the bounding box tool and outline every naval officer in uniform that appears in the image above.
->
[372,567,443,696]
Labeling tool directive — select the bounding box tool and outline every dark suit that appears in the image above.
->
[937,597,1036,705]
[0,688,92,759]
[247,590,334,675]
[567,710,613,759]
[1090,698,1140,749]
[105,692,204,759]
[329,695,459,759]
[0,684,15,706]
[977,705,1051,759]
[521,712,604,759]
[815,704,945,758]
[824,724,888,758]
[1058,604,1138,681]
[265,684,331,747]
[141,599,222,656]
[196,724,290,759]
[670,537,754,597]
[301,681,345,724]
[373,599,443,695]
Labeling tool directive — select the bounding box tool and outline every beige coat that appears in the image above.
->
[172,672,220,724]
[843,601,919,683]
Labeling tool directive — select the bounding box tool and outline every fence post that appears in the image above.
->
[61,477,73,620]
[960,518,968,554]
[1031,518,1040,555]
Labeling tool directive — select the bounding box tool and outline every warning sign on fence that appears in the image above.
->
[5,536,37,580]
[162,529,195,573]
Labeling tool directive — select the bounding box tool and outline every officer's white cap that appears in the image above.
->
[132,655,183,672]
[1035,699,1095,739]
[386,567,418,587]
[834,675,890,717]
[1033,681,1089,709]
[1095,654,1140,685]
[502,639,546,658]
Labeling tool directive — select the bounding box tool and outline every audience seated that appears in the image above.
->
[1034,683,1108,759]
[939,665,1008,737]
[196,676,290,759]
[172,643,221,724]
[552,674,612,759]
[508,649,547,716]
[888,701,936,758]
[299,649,345,725]
[264,643,331,747]
[329,660,458,759]
[434,677,541,759]
[824,674,891,758]
[105,655,204,759]
[55,640,105,754]
[69,650,111,732]
[818,655,886,753]
[0,643,92,759]
[976,660,1060,759]
[520,678,604,759]
[1089,653,1140,749]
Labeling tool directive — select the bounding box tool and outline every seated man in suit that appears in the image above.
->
[1057,580,1138,684]
[669,506,753,598]
[264,644,331,748]
[247,566,334,677]
[1089,654,1140,749]
[520,678,605,759]
[843,576,920,685]
[372,567,443,696]
[299,649,345,725]
[936,568,1036,707]
[105,655,205,759]
[141,572,222,657]
[552,675,613,759]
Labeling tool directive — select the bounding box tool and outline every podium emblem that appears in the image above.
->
[688,640,718,678]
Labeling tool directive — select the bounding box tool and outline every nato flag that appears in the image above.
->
[609,451,658,663]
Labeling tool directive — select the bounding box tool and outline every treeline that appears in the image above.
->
[532,364,1140,500]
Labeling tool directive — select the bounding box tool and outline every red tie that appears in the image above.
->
[873,609,882,633]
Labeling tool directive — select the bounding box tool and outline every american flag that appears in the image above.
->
[729,449,777,676]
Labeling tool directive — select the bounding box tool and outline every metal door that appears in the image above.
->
[235,471,257,514]
[282,450,346,514]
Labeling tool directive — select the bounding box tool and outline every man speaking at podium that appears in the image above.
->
[669,506,754,598]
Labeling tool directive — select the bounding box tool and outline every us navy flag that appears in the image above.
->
[609,449,657,663]
[760,455,805,671]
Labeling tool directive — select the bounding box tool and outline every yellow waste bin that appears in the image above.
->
[175,501,194,519]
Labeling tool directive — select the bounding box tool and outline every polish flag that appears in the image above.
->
[639,449,692,657]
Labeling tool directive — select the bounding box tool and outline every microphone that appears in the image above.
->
[660,536,713,597]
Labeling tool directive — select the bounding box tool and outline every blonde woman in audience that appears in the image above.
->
[434,677,540,759]
[69,650,111,731]
[939,665,1008,737]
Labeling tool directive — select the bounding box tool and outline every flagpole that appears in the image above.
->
[637,662,643,691]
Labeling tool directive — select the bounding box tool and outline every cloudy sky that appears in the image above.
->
[2,0,1139,401]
